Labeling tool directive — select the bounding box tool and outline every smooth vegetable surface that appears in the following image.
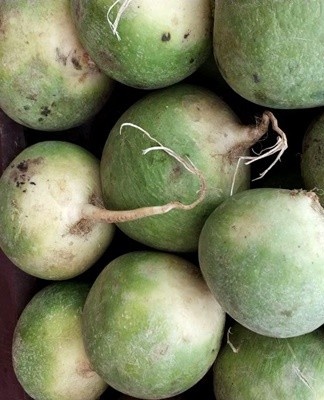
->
[82,251,225,399]
[198,188,324,338]
[0,0,113,130]
[213,0,324,108]
[12,281,108,400]
[0,141,114,280]
[70,0,212,89]
[214,323,324,399]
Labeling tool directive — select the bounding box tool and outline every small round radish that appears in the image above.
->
[198,188,324,338]
[82,251,226,399]
[0,141,115,280]
[12,281,108,400]
[70,0,213,89]
[0,0,113,131]
[214,323,324,399]
[100,83,287,252]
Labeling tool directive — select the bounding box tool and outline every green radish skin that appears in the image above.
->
[198,188,324,338]
[213,1,324,109]
[0,0,113,131]
[0,141,114,280]
[214,323,324,399]
[70,0,212,89]
[301,111,324,205]
[100,83,275,253]
[82,251,226,399]
[12,282,108,400]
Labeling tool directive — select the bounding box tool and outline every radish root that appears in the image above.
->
[107,0,133,41]
[230,111,288,196]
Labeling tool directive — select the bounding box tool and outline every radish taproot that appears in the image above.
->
[198,188,324,338]
[81,250,225,399]
[213,0,324,109]
[12,281,108,400]
[0,0,113,131]
[100,83,287,252]
[213,323,324,399]
[70,0,213,89]
[301,110,324,205]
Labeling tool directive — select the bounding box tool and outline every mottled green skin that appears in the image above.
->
[12,282,108,400]
[100,84,250,252]
[82,251,225,399]
[214,0,324,109]
[0,141,114,280]
[198,188,324,338]
[0,0,113,131]
[214,323,324,399]
[301,111,324,204]
[71,0,212,89]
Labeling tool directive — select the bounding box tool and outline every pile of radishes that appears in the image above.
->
[1,1,324,400]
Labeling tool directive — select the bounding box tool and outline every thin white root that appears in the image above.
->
[226,327,240,353]
[107,0,133,41]
[119,122,207,212]
[230,111,288,196]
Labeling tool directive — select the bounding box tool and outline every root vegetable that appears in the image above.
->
[198,188,324,338]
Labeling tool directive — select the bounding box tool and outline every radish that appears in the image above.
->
[0,141,115,280]
[214,323,324,399]
[301,110,324,205]
[198,187,324,338]
[12,281,108,400]
[213,1,324,109]
[81,250,226,399]
[100,83,287,252]
[70,0,213,89]
[0,0,113,131]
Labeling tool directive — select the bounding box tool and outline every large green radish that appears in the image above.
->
[100,83,287,252]
[301,110,324,205]
[82,251,225,399]
[0,0,113,131]
[214,323,324,399]
[213,1,324,109]
[198,188,324,338]
[70,0,213,89]
[12,281,108,400]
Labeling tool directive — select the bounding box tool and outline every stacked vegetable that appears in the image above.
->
[1,1,324,400]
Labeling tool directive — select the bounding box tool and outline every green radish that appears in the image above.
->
[0,141,114,280]
[214,323,324,399]
[0,0,113,131]
[213,0,324,109]
[82,251,226,399]
[12,281,108,400]
[100,83,287,252]
[198,188,324,338]
[301,111,324,205]
[70,0,213,89]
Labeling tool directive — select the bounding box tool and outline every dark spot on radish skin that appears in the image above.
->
[40,106,51,117]
[189,58,195,64]
[253,73,261,83]
[55,47,68,66]
[71,56,82,70]
[184,31,190,39]
[161,32,171,41]
[281,310,293,317]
